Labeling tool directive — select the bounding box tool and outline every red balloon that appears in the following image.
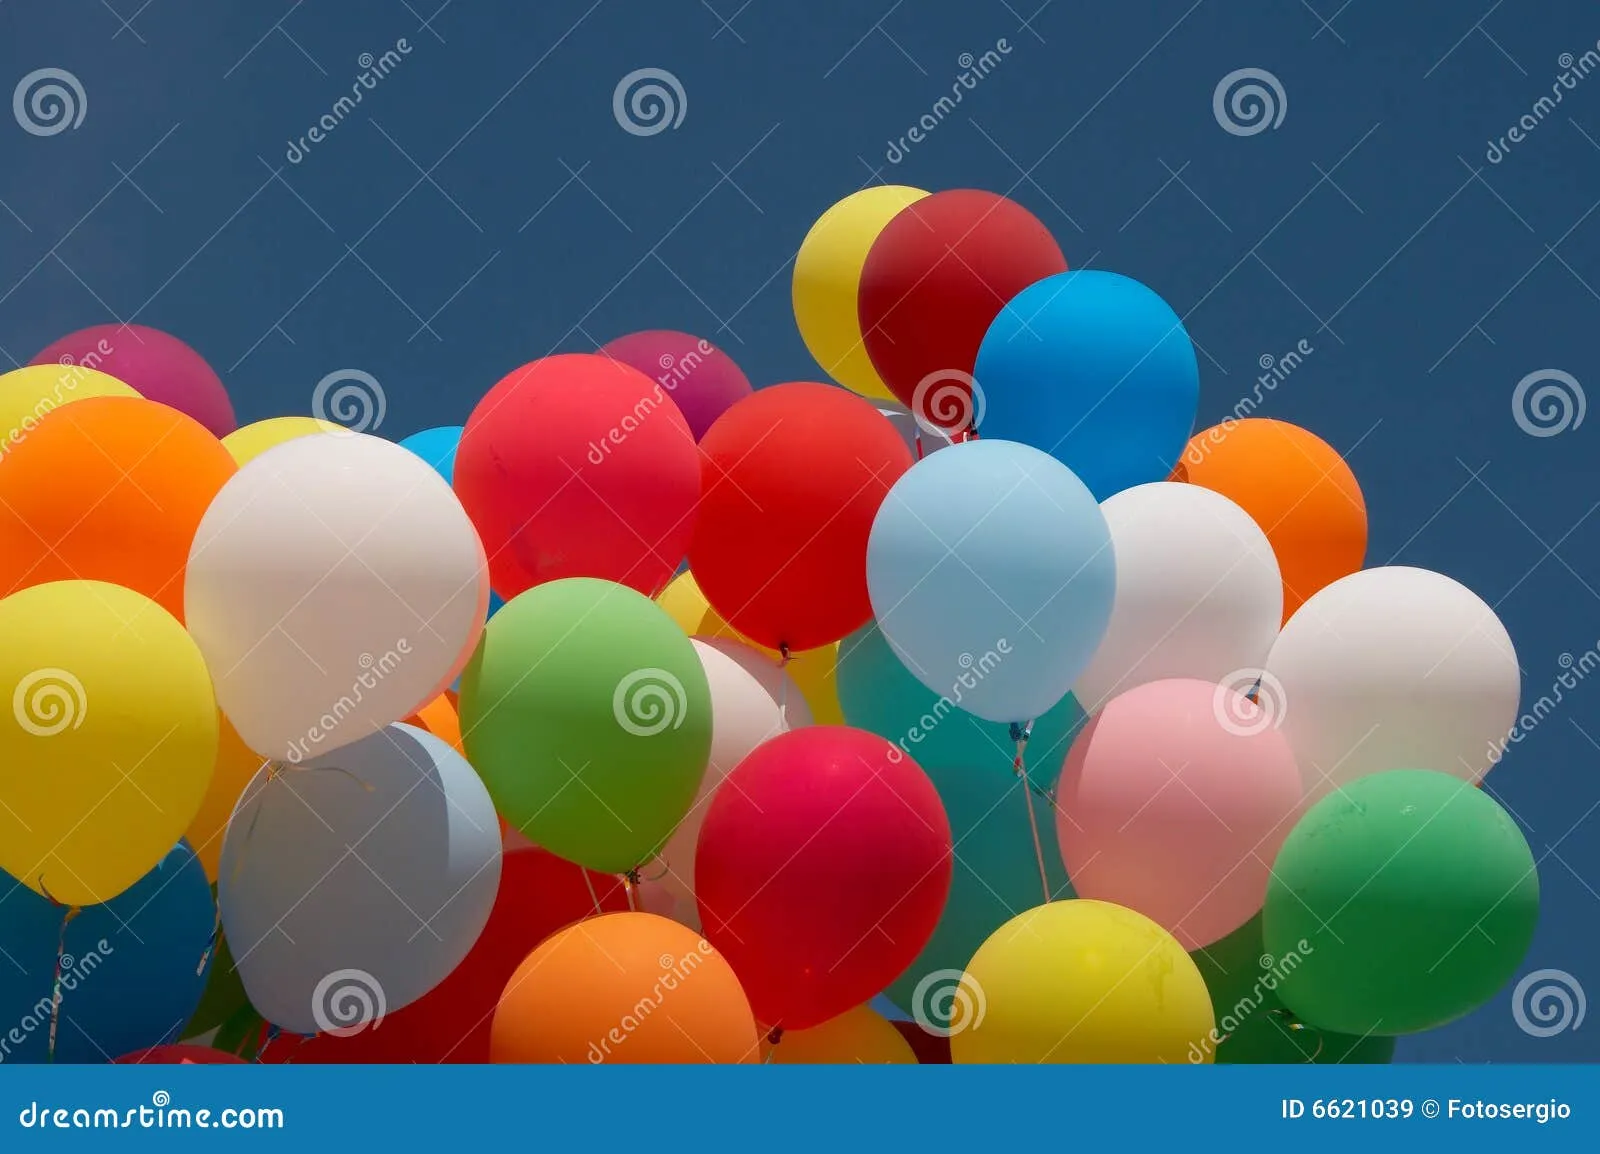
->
[695,727,952,1030]
[261,848,628,1063]
[454,354,700,598]
[116,1045,245,1064]
[688,383,913,650]
[858,190,1067,430]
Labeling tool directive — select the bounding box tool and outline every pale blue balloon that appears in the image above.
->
[866,439,1115,724]
[218,724,501,1035]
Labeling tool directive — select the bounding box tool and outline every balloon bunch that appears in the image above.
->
[0,179,1535,1067]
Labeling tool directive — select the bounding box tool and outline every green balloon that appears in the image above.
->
[837,622,1086,778]
[1190,914,1394,1064]
[1263,769,1539,1036]
[885,760,1072,1025]
[458,578,712,873]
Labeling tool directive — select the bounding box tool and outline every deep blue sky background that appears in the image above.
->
[2,0,1597,1063]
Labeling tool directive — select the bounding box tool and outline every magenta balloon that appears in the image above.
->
[1054,678,1304,950]
[599,330,752,440]
[32,324,236,436]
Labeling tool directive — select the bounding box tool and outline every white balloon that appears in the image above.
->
[1074,483,1282,713]
[218,725,501,1034]
[185,433,488,762]
[1264,566,1519,797]
[877,401,952,460]
[657,638,811,900]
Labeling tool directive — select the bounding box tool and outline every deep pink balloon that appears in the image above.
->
[695,726,952,1029]
[115,1045,245,1064]
[1054,678,1304,950]
[32,324,236,436]
[599,330,752,441]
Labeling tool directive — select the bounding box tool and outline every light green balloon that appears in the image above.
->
[458,578,712,873]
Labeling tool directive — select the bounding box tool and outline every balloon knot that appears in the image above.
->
[625,868,642,886]
[777,643,792,666]
[766,1027,784,1045]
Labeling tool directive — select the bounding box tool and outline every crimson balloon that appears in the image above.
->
[261,847,628,1063]
[695,726,952,1029]
[116,1046,245,1064]
[857,190,1066,434]
[688,383,913,650]
[454,354,700,598]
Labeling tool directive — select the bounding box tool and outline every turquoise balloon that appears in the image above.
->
[400,425,463,486]
[838,621,1086,776]
[884,762,1072,1026]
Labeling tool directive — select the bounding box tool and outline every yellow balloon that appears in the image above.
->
[183,715,264,883]
[0,581,219,905]
[951,900,1215,1064]
[792,185,929,402]
[0,363,139,460]
[765,1005,916,1064]
[221,416,341,466]
[656,570,842,725]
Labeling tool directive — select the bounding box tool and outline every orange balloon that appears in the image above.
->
[764,1004,916,1064]
[1174,418,1366,621]
[405,694,463,754]
[490,912,760,1064]
[0,396,236,621]
[185,715,264,882]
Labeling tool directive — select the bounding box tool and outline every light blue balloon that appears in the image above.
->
[399,425,464,487]
[838,621,1086,777]
[0,842,214,1064]
[884,763,1072,1024]
[975,270,1199,500]
[866,439,1114,724]
[219,724,501,1035]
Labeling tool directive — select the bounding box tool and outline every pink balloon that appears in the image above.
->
[598,330,752,440]
[1054,678,1303,949]
[33,324,237,436]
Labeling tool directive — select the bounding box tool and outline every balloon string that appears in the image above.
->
[580,867,605,916]
[1010,722,1052,905]
[46,903,82,1063]
[230,760,281,885]
[776,643,792,726]
[763,1026,783,1064]
[196,910,223,978]
[252,1023,281,1063]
